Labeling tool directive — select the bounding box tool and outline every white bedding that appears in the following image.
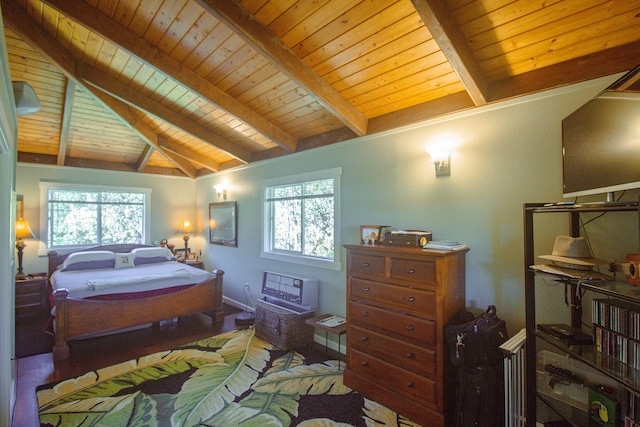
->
[51,261,214,300]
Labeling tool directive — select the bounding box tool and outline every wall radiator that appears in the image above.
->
[501,328,527,427]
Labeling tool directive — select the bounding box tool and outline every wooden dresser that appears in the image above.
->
[344,244,468,426]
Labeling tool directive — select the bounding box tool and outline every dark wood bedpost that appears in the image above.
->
[52,288,70,360]
[212,269,225,323]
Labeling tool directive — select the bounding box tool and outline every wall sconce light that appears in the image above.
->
[179,218,194,252]
[214,184,228,200]
[426,145,452,177]
[15,218,35,280]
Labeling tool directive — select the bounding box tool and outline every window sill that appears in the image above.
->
[261,251,341,271]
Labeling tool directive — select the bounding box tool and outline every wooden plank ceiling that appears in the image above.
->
[3,0,639,178]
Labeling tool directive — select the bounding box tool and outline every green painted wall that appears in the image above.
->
[195,74,639,342]
[13,74,640,355]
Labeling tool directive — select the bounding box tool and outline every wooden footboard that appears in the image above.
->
[53,270,224,361]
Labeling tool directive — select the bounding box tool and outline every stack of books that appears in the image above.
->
[423,240,466,251]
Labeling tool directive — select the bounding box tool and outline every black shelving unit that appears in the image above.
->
[523,201,640,426]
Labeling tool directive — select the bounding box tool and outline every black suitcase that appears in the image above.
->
[445,306,508,427]
[445,305,509,367]
[455,365,504,427]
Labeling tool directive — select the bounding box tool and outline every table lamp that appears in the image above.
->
[180,218,194,253]
[15,218,35,280]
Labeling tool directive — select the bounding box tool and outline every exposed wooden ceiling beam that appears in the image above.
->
[490,41,640,102]
[195,0,368,137]
[411,0,489,106]
[251,127,358,163]
[135,145,153,173]
[1,0,74,75]
[17,151,188,176]
[259,91,476,160]
[41,0,298,154]
[56,78,74,166]
[1,0,196,177]
[368,91,475,134]
[76,61,252,164]
[87,87,198,179]
[158,136,221,172]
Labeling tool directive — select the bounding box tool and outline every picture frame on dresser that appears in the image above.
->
[378,226,393,244]
[360,225,380,245]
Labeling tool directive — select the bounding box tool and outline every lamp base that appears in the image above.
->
[16,243,28,281]
[434,156,451,177]
[15,272,29,281]
[235,311,255,326]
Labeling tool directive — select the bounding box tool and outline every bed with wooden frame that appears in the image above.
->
[47,244,224,361]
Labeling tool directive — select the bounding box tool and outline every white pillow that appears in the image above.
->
[65,250,115,263]
[114,253,134,269]
[60,250,115,271]
[131,247,174,260]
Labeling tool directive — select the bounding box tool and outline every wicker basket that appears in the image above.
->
[255,299,315,351]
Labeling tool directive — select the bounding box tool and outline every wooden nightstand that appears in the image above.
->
[183,260,204,270]
[15,274,49,318]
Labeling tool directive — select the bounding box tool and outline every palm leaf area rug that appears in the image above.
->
[37,329,421,427]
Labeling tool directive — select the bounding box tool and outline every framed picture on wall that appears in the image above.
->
[16,196,23,220]
[209,201,237,247]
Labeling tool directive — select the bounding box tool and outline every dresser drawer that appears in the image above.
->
[16,281,45,295]
[349,300,436,346]
[389,257,435,287]
[16,292,41,305]
[349,252,386,278]
[350,278,436,319]
[349,324,436,379]
[348,348,437,408]
[15,277,48,317]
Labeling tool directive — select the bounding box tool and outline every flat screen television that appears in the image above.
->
[562,65,640,201]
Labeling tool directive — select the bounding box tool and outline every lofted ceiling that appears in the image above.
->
[2,0,639,178]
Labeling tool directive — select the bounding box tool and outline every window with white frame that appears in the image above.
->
[40,182,151,250]
[262,168,341,270]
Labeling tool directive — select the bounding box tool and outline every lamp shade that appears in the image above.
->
[179,219,194,234]
[425,145,450,163]
[15,218,35,239]
[12,81,41,116]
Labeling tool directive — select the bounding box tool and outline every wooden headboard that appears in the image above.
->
[47,244,152,276]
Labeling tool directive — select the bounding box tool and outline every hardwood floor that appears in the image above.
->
[12,312,240,427]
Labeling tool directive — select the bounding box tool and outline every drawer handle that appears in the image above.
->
[407,268,415,274]
[361,262,370,268]
[407,296,415,302]
[361,336,369,342]
[406,352,415,359]
[406,325,414,331]
[407,381,415,388]
[361,361,369,367]
[361,312,369,317]
[361,287,370,292]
